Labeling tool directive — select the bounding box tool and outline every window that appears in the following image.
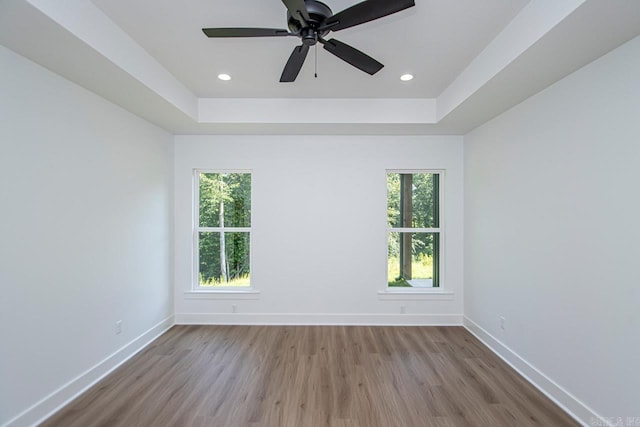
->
[195,171,251,289]
[387,171,442,288]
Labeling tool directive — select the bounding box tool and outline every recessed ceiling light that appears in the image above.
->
[400,74,414,81]
[218,73,231,81]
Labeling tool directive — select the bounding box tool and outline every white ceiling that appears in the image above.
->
[1,0,640,134]
[91,0,530,99]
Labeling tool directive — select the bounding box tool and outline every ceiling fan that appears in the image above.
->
[202,0,416,82]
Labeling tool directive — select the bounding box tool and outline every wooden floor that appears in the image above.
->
[42,326,579,427]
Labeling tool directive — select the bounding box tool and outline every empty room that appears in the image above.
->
[1,0,639,426]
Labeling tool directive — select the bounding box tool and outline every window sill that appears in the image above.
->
[377,288,454,301]
[184,290,261,300]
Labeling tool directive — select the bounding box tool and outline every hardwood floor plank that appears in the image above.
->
[41,326,580,427]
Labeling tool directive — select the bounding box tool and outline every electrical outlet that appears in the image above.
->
[499,316,506,330]
[400,306,406,314]
[232,304,237,314]
[115,320,122,335]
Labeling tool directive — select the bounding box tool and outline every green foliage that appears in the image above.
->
[387,173,438,261]
[387,173,437,229]
[387,173,400,229]
[387,173,439,286]
[388,279,412,287]
[412,173,437,229]
[387,255,433,287]
[198,173,251,285]
[199,273,250,287]
[199,173,251,227]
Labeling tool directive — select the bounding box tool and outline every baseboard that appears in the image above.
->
[3,315,175,427]
[463,316,606,427]
[175,312,463,326]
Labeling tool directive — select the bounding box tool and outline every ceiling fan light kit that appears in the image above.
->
[202,0,416,82]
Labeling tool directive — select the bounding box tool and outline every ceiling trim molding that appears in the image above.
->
[2,0,639,134]
[23,0,198,120]
[198,98,436,124]
[436,0,587,122]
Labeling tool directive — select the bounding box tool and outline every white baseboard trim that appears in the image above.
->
[175,312,463,326]
[4,315,175,427]
[463,316,606,427]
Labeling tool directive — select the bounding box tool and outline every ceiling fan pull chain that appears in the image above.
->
[315,43,318,78]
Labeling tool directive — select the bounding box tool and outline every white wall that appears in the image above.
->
[464,35,640,423]
[0,46,173,426]
[174,135,463,324]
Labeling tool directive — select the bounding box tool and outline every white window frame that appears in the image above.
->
[192,169,255,293]
[380,169,452,298]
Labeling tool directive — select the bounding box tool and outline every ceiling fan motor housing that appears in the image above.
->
[287,0,333,43]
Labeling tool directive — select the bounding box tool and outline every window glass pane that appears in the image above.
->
[199,232,250,287]
[199,173,251,228]
[388,232,439,288]
[387,173,439,228]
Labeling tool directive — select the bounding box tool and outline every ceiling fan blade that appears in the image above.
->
[280,45,310,82]
[321,38,383,75]
[202,28,290,37]
[281,0,310,25]
[320,0,415,32]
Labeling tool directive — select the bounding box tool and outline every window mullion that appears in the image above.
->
[198,227,251,232]
[389,227,440,233]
